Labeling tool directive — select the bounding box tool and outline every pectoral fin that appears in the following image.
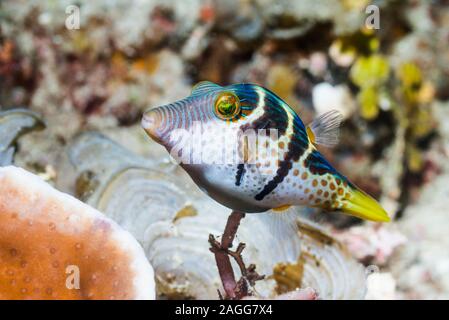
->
[307,110,343,147]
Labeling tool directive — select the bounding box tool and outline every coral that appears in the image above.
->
[0,166,155,299]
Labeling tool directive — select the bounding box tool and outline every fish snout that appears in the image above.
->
[142,109,163,143]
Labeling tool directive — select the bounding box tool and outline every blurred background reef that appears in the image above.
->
[1,0,449,299]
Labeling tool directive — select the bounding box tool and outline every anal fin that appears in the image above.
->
[273,204,292,212]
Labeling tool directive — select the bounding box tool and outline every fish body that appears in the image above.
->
[142,82,389,222]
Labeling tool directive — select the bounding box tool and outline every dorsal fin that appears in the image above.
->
[190,81,222,96]
[306,110,343,147]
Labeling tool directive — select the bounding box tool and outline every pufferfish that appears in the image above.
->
[142,81,390,222]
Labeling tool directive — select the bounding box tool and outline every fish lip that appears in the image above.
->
[141,111,163,144]
[141,113,154,130]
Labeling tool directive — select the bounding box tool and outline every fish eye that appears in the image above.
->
[214,92,241,120]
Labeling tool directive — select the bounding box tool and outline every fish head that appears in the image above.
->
[142,81,292,212]
[142,81,251,149]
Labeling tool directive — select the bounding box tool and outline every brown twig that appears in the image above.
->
[209,211,265,300]
[209,233,237,298]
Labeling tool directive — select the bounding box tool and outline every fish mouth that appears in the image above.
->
[142,109,163,144]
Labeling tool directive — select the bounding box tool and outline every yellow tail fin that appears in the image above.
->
[341,188,390,222]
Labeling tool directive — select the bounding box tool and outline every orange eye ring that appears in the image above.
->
[214,92,241,120]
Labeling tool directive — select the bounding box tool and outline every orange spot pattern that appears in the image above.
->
[0,184,138,300]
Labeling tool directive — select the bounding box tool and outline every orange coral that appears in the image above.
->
[0,166,154,300]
